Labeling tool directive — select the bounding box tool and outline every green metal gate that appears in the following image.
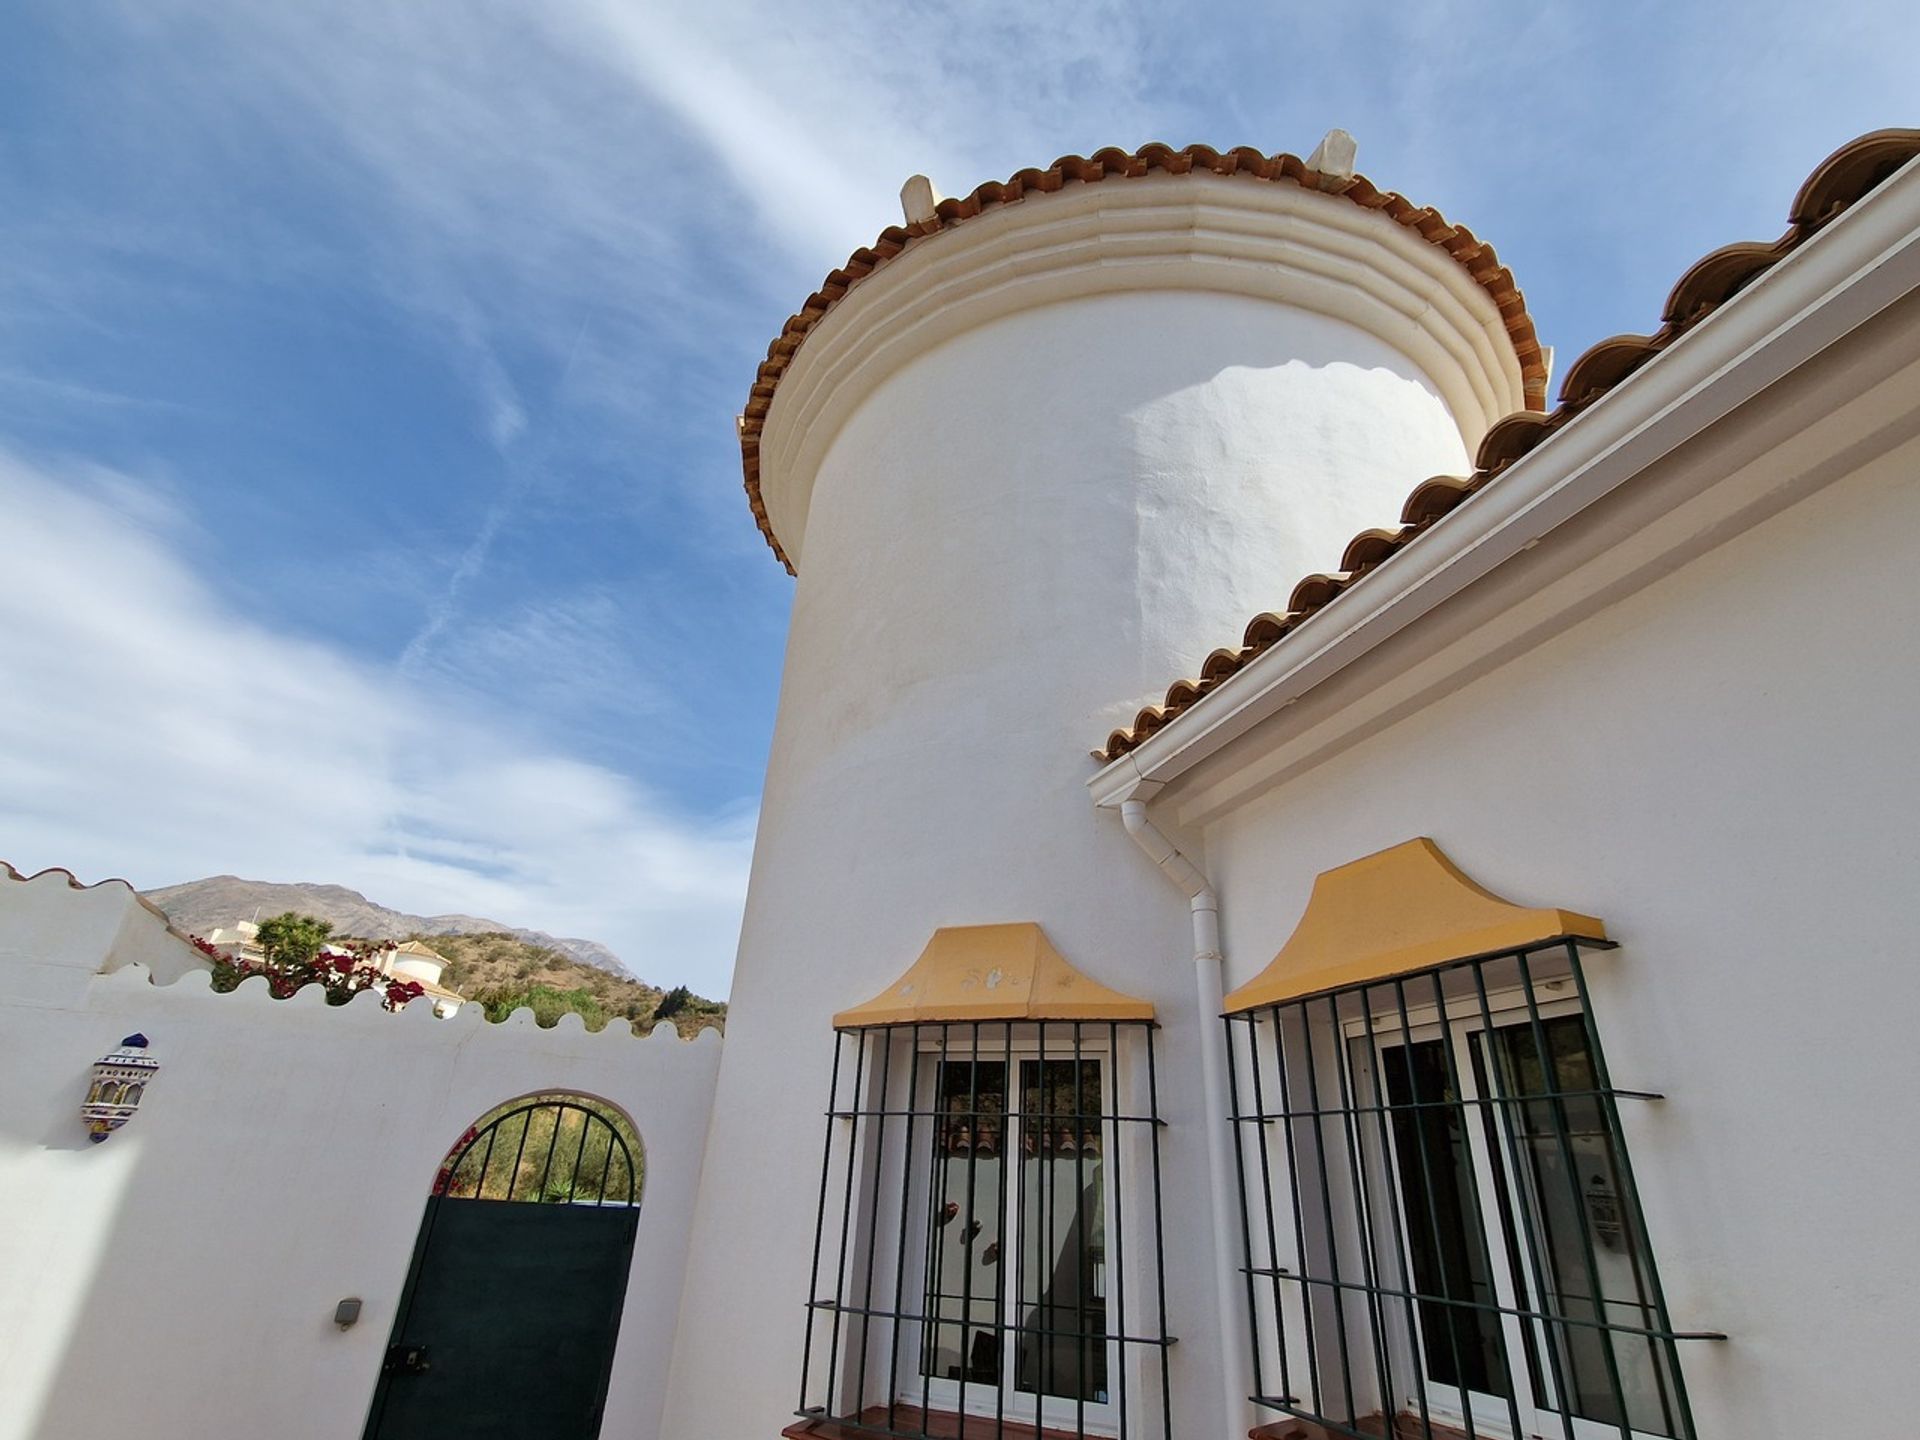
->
[362,1098,642,1440]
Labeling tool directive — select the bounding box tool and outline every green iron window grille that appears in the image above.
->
[1225,939,1720,1440]
[791,1020,1176,1440]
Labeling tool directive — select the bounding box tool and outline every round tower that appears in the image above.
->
[664,137,1541,1440]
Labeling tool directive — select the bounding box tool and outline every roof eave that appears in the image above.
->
[1090,146,1920,812]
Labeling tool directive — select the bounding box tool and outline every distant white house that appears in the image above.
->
[370,939,465,1018]
[205,921,466,1017]
[201,918,263,966]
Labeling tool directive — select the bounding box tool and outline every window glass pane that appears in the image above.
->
[1380,1039,1511,1399]
[1492,1016,1678,1436]
[921,1060,1007,1387]
[1015,1059,1107,1405]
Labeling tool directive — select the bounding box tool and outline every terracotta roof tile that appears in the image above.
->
[1340,527,1415,573]
[1556,334,1668,409]
[1661,241,1788,327]
[1093,127,1920,763]
[1286,572,1349,614]
[740,144,1554,572]
[1199,647,1247,685]
[1399,475,1481,528]
[1473,409,1561,475]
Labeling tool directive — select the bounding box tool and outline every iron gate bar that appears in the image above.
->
[534,1105,563,1198]
[958,1022,977,1427]
[1565,941,1704,1435]
[1342,986,1432,1440]
[1388,973,1492,1438]
[1328,990,1420,1440]
[994,1023,1011,1437]
[1349,988,1437,1438]
[916,1026,939,1429]
[1231,1270,1726,1342]
[1107,1022,1128,1440]
[1143,1025,1174,1440]
[802,1300,1175,1346]
[1010,1026,1026,1439]
[856,1021,896,1412]
[885,1024,923,1433]
[1223,1012,1268,1408]
[476,1124,498,1190]
[1244,1006,1291,1409]
[438,1097,638,1206]
[598,1119,617,1200]
[1072,1025,1084,1436]
[800,1032,846,1413]
[1290,990,1360,1422]
[828,1025,870,1420]
[1465,953,1580,1440]
[1510,947,1634,1439]
[832,1110,1166,1124]
[570,1109,592,1200]
[918,1024,942,1429]
[506,1111,533,1193]
[1036,1029,1052,1413]
[1249,1001,1317,1413]
[1229,1087,1664,1121]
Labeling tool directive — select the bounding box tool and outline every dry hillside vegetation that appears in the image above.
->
[402,931,724,1037]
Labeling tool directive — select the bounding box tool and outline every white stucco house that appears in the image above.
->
[660,126,1920,1440]
[201,918,265,965]
[373,939,466,1016]
[3,124,1918,1440]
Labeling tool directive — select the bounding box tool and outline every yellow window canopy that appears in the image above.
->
[1222,838,1608,1014]
[833,923,1154,1029]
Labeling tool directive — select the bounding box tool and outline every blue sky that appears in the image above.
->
[1,1,1913,997]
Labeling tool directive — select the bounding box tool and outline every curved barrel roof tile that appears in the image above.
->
[740,143,1554,572]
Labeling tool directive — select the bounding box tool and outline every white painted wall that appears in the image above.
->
[668,173,1522,1437]
[1194,429,1920,1437]
[0,869,721,1440]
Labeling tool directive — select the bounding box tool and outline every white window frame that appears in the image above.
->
[896,1028,1126,1437]
[1340,983,1678,1440]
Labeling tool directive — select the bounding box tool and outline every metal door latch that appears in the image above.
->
[382,1344,431,1375]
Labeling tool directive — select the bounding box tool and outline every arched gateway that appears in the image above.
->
[361,1094,644,1440]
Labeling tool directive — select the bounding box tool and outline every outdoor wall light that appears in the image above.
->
[81,1034,159,1143]
[334,1298,362,1330]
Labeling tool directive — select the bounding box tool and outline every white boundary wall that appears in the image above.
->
[0,868,721,1440]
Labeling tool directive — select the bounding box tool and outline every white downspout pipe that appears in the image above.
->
[1117,789,1255,1437]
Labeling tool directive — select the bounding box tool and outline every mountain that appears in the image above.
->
[144,875,631,977]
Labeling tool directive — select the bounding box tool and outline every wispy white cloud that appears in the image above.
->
[570,0,1170,261]
[16,0,1918,1011]
[0,449,753,996]
[11,0,1179,643]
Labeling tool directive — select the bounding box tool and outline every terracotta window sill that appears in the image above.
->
[784,1405,1088,1440]
[1250,1414,1471,1440]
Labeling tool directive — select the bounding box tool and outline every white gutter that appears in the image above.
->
[1114,782,1254,1436]
[1089,149,1920,808]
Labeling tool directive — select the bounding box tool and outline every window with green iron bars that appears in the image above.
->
[788,1020,1176,1440]
[1224,939,1722,1440]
